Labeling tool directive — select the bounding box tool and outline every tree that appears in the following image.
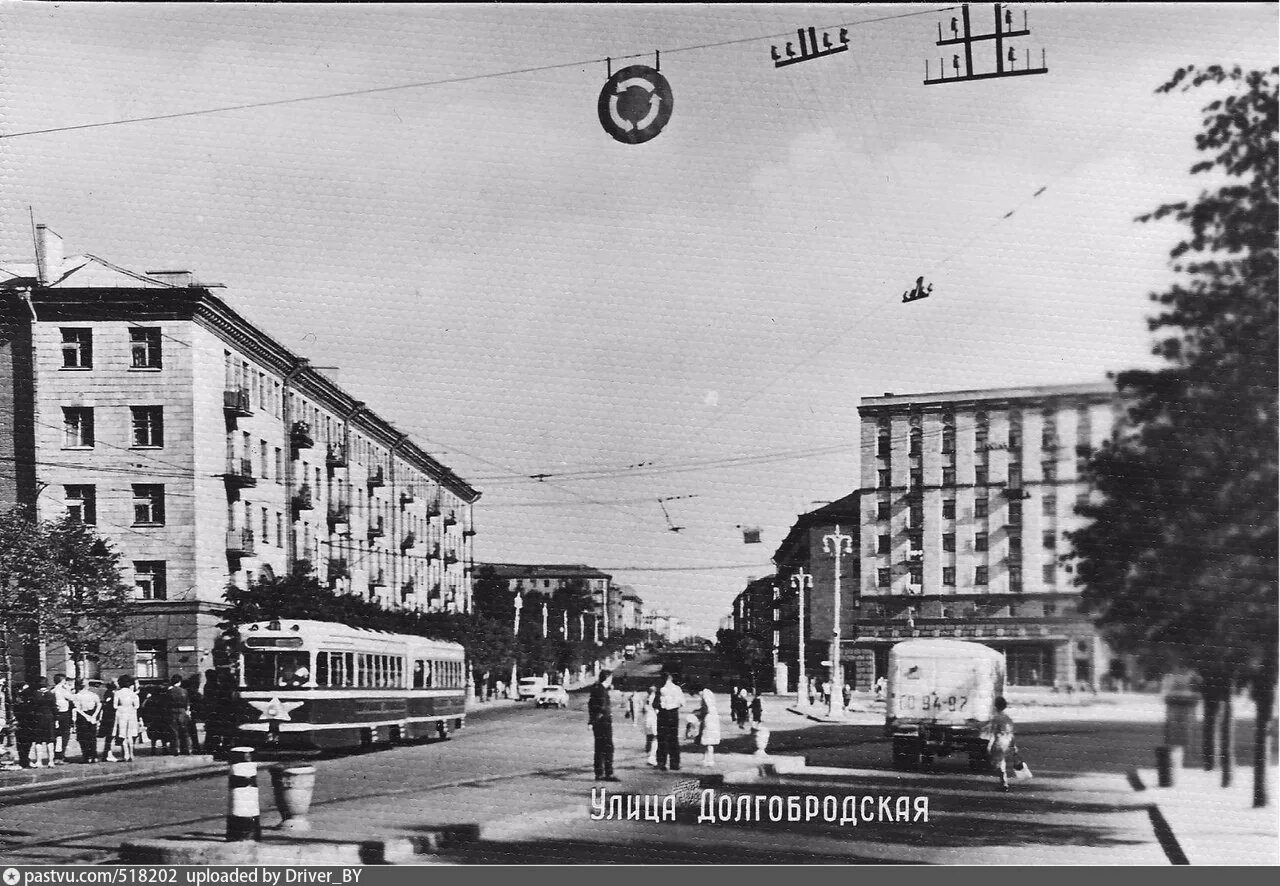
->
[1068,66,1277,807]
[0,508,132,681]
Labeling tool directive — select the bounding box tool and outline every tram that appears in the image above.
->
[227,619,467,752]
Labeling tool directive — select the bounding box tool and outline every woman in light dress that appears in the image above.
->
[695,684,721,767]
[111,675,141,762]
[642,686,659,766]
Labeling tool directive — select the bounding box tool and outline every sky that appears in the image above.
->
[1,3,1274,636]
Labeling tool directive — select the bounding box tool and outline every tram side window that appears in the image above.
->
[344,652,354,687]
[357,654,367,688]
[316,651,330,687]
[395,657,403,688]
[413,659,425,689]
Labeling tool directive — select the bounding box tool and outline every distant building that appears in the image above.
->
[484,563,613,636]
[614,585,644,633]
[642,608,686,643]
[0,226,479,685]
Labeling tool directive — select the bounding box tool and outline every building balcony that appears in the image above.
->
[327,501,350,531]
[462,527,476,538]
[293,484,315,511]
[328,557,349,579]
[223,387,253,418]
[400,489,416,506]
[443,512,457,527]
[370,570,386,588]
[290,421,314,450]
[367,517,385,540]
[223,456,257,489]
[401,580,415,602]
[367,466,385,489]
[326,442,348,470]
[426,500,441,518]
[226,528,255,556]
[444,551,459,565]
[401,531,416,551]
[427,544,441,560]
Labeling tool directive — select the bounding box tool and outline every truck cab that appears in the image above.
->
[885,639,1005,771]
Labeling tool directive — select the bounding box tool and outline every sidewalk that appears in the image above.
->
[0,748,222,802]
[1132,764,1279,865]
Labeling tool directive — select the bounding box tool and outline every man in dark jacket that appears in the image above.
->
[587,670,618,782]
[164,674,193,755]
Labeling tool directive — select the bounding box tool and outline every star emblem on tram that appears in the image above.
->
[249,696,304,721]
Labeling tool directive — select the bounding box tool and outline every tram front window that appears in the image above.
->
[243,651,312,689]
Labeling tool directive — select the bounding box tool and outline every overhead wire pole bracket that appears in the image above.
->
[923,3,1047,85]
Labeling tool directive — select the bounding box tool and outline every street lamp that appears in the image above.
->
[541,601,548,638]
[511,592,523,692]
[823,524,854,719]
[791,567,813,708]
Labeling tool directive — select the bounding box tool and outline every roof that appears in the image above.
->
[859,382,1115,413]
[0,254,172,289]
[772,490,862,565]
[483,563,613,581]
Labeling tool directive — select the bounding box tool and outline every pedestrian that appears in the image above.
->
[139,687,164,752]
[806,677,816,707]
[750,690,764,729]
[30,677,58,767]
[624,691,636,721]
[728,684,741,728]
[655,671,684,771]
[112,675,141,763]
[14,681,45,768]
[587,669,618,782]
[183,675,203,752]
[642,685,659,766]
[201,671,232,758]
[821,679,831,707]
[72,679,102,763]
[695,683,721,768]
[843,682,853,710]
[99,678,118,762]
[164,674,193,755]
[51,673,74,763]
[984,696,1016,791]
[874,676,886,701]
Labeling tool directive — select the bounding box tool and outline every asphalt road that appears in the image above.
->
[0,692,1234,864]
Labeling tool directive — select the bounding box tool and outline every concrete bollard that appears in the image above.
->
[1155,744,1183,787]
[226,746,262,842]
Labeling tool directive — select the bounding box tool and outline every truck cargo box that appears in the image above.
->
[886,638,1006,729]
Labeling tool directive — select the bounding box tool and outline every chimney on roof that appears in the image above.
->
[883,392,895,397]
[34,225,64,286]
[146,270,196,287]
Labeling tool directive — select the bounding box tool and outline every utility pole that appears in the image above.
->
[924,3,1047,85]
[791,567,813,708]
[823,525,855,719]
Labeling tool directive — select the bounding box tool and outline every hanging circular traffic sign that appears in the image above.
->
[597,64,673,145]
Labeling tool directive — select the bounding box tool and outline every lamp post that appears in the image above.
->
[823,524,854,719]
[511,592,523,691]
[791,567,813,708]
[578,612,585,641]
[561,609,568,639]
[541,602,548,638]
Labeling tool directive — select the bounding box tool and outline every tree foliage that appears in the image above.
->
[1067,66,1277,803]
[0,507,132,679]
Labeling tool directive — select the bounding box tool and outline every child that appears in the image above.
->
[985,696,1016,791]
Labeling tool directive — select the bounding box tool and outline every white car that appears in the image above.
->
[517,676,547,700]
[535,686,570,709]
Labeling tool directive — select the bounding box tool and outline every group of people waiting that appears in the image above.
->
[0,670,238,769]
[589,671,766,779]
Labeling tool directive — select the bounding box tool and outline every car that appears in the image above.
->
[516,676,548,700]
[535,686,570,709]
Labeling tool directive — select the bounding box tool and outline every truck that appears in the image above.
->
[884,638,1005,771]
[516,675,548,700]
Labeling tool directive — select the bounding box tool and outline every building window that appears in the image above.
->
[909,428,922,457]
[64,485,96,525]
[877,534,890,554]
[132,485,165,526]
[60,328,92,369]
[261,508,270,544]
[876,500,890,521]
[1009,534,1022,554]
[1043,531,1057,550]
[975,467,988,486]
[909,505,924,528]
[1042,564,1056,584]
[134,561,166,600]
[942,426,955,454]
[878,470,891,489]
[276,513,284,547]
[942,499,955,520]
[260,441,269,479]
[129,328,162,369]
[943,533,955,552]
[134,640,167,680]
[975,532,988,552]
[275,447,283,483]
[908,565,923,586]
[910,470,923,489]
[1009,566,1023,592]
[1043,495,1056,516]
[908,532,923,553]
[130,406,164,447]
[975,497,989,518]
[877,568,891,588]
[1007,463,1022,488]
[877,432,891,458]
[1009,501,1023,525]
[942,468,956,486]
[62,407,94,448]
[975,566,989,585]
[1042,461,1056,482]
[942,567,956,586]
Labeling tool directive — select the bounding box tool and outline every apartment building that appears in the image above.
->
[0,226,479,683]
[484,563,613,636]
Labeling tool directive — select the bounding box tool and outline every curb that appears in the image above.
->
[120,825,482,865]
[0,760,224,807]
[1126,767,1190,865]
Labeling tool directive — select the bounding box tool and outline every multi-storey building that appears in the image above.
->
[616,587,644,632]
[1,227,479,683]
[850,382,1118,689]
[484,563,613,636]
